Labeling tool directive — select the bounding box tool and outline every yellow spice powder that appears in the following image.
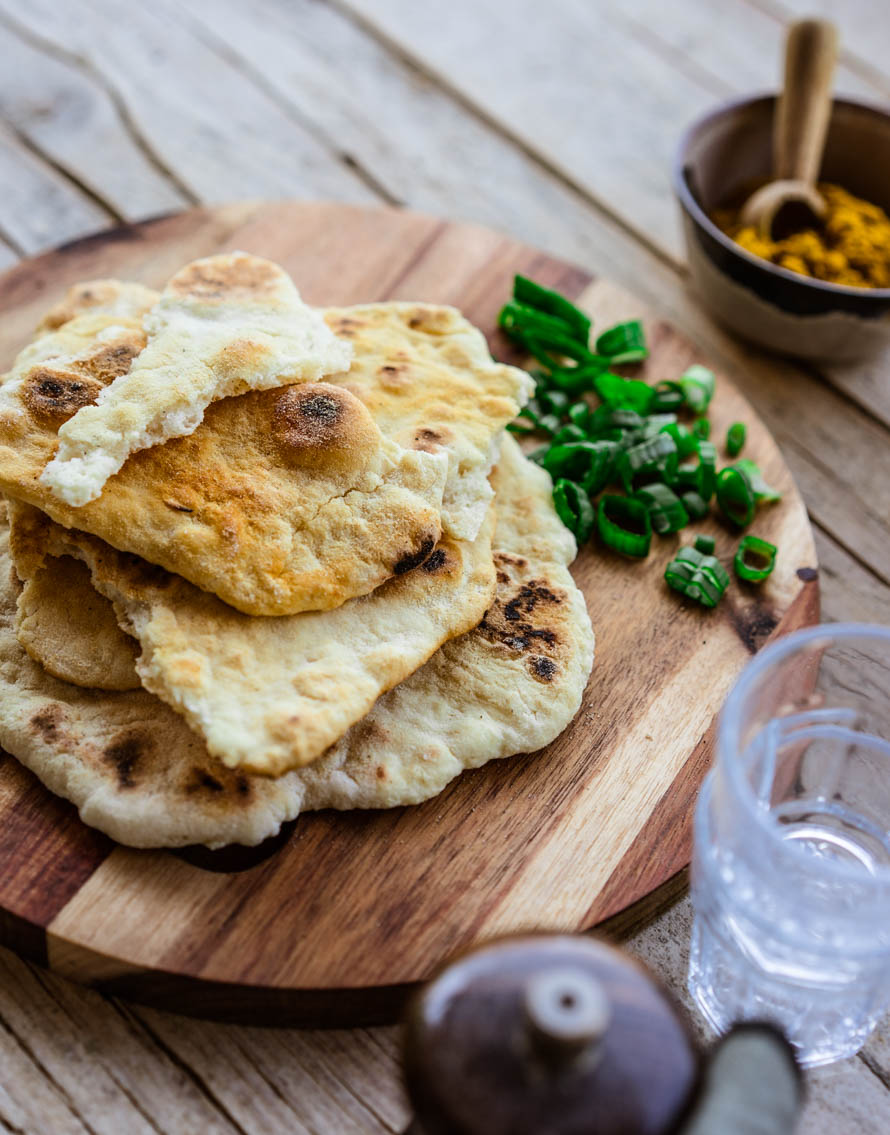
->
[712,183,890,289]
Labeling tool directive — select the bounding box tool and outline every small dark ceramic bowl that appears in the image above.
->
[674,95,890,363]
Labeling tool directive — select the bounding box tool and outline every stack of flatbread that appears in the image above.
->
[0,253,594,848]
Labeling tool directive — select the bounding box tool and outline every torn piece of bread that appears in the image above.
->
[35,280,159,334]
[325,304,534,539]
[8,497,497,776]
[40,253,353,506]
[0,438,593,848]
[15,554,140,691]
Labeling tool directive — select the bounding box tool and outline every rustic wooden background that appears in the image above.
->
[0,0,887,1131]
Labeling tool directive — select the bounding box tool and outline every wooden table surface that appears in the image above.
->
[0,1,887,1131]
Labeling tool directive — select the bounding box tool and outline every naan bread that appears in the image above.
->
[15,555,140,691]
[325,304,535,539]
[0,295,450,616]
[0,437,593,847]
[35,279,159,333]
[9,499,497,776]
[40,253,353,506]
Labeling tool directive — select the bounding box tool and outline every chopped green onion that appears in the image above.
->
[734,535,777,582]
[553,479,595,544]
[681,491,709,520]
[731,459,782,503]
[651,381,685,413]
[597,495,652,558]
[523,332,602,371]
[674,439,717,501]
[659,422,698,460]
[726,422,746,457]
[552,423,587,444]
[538,388,570,415]
[587,406,645,435]
[640,413,678,435]
[694,534,715,555]
[593,371,654,414]
[679,365,716,414]
[514,275,591,346]
[540,441,617,494]
[634,483,689,534]
[692,418,711,440]
[498,302,574,344]
[543,362,608,395]
[595,320,648,364]
[527,444,551,466]
[665,545,729,608]
[567,401,591,428]
[696,440,717,500]
[617,432,678,492]
[716,465,756,527]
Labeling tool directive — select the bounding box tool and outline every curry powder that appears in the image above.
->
[712,183,890,289]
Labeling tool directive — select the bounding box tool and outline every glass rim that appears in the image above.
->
[717,622,890,885]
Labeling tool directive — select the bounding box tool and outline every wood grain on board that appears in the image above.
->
[0,202,818,1025]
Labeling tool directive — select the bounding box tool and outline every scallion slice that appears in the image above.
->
[679,365,716,414]
[634,483,689,534]
[726,422,746,457]
[567,401,591,428]
[732,459,782,503]
[692,418,711,441]
[665,544,729,608]
[682,491,709,520]
[597,495,652,558]
[595,320,648,364]
[552,423,587,444]
[716,465,756,527]
[514,275,591,346]
[553,479,595,544]
[593,371,654,414]
[734,535,777,582]
[694,534,715,555]
[617,432,678,492]
[651,381,684,413]
[660,421,698,460]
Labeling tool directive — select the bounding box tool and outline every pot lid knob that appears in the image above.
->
[403,934,700,1135]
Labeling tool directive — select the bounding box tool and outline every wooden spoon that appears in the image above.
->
[740,19,838,240]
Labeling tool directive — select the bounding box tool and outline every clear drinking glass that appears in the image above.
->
[688,623,890,1067]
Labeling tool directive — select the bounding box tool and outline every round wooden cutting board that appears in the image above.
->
[0,202,818,1026]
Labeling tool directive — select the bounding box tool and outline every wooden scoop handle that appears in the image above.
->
[774,19,838,185]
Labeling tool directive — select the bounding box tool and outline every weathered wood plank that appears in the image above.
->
[0,949,240,1135]
[0,0,380,206]
[0,13,188,220]
[0,124,110,254]
[345,0,885,261]
[126,1004,407,1135]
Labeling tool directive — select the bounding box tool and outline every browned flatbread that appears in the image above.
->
[0,284,529,616]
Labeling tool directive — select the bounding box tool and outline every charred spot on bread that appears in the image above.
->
[421,547,448,573]
[29,703,67,743]
[529,655,558,682]
[103,730,151,789]
[22,368,103,424]
[77,340,142,385]
[394,534,437,575]
[272,383,376,461]
[168,256,281,302]
[414,425,452,453]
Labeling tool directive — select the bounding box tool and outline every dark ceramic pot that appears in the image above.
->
[674,95,890,363]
